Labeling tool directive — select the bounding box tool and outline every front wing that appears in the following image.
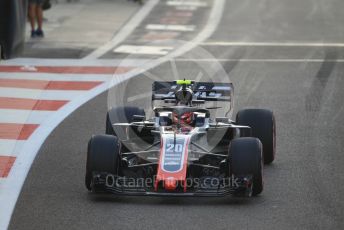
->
[90,173,252,197]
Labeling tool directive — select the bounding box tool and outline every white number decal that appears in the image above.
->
[166,144,174,152]
[175,144,183,152]
[166,144,183,152]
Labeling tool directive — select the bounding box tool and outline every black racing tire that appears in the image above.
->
[0,43,5,60]
[106,106,145,136]
[85,134,120,191]
[229,137,263,196]
[0,0,7,60]
[236,108,276,164]
[106,112,115,136]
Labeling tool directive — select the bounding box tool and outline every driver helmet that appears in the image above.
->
[172,111,194,126]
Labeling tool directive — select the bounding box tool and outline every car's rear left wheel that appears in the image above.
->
[236,108,276,164]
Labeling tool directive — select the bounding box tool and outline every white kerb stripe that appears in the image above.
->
[0,109,53,124]
[0,87,85,100]
[0,58,148,67]
[0,73,112,82]
[0,140,26,157]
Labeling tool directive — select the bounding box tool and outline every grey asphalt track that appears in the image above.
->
[10,0,344,229]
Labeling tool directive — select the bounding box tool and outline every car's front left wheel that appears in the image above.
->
[229,137,263,196]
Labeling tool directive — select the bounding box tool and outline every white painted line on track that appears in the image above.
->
[84,0,160,60]
[175,6,198,11]
[0,87,84,100]
[0,0,226,228]
[176,58,344,63]
[114,45,174,55]
[0,109,53,124]
[167,1,208,7]
[0,140,25,157]
[162,0,225,59]
[201,41,344,47]
[0,73,112,82]
[146,24,195,32]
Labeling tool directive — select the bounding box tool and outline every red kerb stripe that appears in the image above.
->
[0,156,16,177]
[0,79,102,90]
[0,123,39,140]
[0,97,68,110]
[0,66,133,74]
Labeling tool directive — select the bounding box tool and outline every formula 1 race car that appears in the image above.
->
[85,80,276,197]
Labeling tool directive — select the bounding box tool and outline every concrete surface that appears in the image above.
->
[24,0,141,58]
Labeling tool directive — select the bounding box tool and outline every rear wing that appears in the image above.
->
[152,81,233,103]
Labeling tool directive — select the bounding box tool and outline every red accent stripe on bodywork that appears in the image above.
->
[155,136,190,192]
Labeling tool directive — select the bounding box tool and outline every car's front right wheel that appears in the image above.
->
[106,106,145,136]
[85,134,120,191]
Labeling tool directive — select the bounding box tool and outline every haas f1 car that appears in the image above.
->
[85,80,276,197]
